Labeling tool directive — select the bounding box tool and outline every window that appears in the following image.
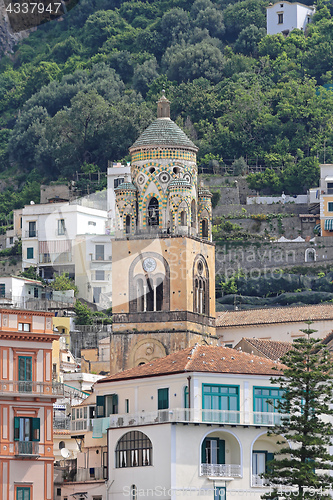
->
[125,399,129,413]
[114,177,124,188]
[28,221,36,237]
[115,431,152,468]
[201,219,208,238]
[58,219,65,235]
[16,487,31,500]
[27,247,34,259]
[93,287,102,304]
[34,287,39,298]
[202,384,239,423]
[0,283,5,297]
[96,394,118,417]
[202,437,225,465]
[147,197,159,226]
[191,200,196,228]
[215,487,226,500]
[180,211,187,226]
[254,387,284,424]
[125,215,131,234]
[252,450,274,482]
[9,237,13,244]
[95,270,105,281]
[14,416,40,442]
[278,13,283,24]
[158,388,169,410]
[56,488,61,497]
[19,323,31,332]
[88,221,97,226]
[95,245,105,261]
[328,202,333,212]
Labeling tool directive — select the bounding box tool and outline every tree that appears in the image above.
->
[74,300,93,325]
[50,272,78,295]
[19,266,44,282]
[262,323,333,499]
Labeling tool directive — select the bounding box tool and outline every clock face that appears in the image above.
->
[143,257,156,272]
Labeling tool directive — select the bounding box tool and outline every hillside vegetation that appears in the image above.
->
[0,0,333,214]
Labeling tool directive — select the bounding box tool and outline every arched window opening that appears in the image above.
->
[156,277,163,311]
[59,441,65,450]
[147,198,159,226]
[125,215,131,234]
[180,211,187,226]
[191,200,196,228]
[115,431,152,468]
[202,219,208,238]
[193,258,209,316]
[146,278,154,311]
[136,279,144,312]
[305,248,316,262]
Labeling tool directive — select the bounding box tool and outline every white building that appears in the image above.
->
[62,345,291,500]
[20,198,112,308]
[107,162,131,233]
[0,275,45,307]
[266,1,315,36]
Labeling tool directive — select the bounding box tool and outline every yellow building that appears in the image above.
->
[319,164,333,236]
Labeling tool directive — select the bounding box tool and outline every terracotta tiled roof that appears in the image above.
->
[237,338,292,360]
[53,429,71,435]
[216,304,333,328]
[97,345,283,384]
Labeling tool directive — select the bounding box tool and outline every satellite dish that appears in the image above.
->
[61,448,70,459]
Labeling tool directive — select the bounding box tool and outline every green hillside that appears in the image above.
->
[0,0,333,212]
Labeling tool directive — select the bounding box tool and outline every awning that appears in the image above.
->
[324,219,333,230]
[325,176,333,182]
[313,223,321,235]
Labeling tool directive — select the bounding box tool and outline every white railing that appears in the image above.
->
[201,463,241,477]
[71,419,94,432]
[15,441,39,456]
[103,409,288,429]
[76,467,105,481]
[0,380,57,395]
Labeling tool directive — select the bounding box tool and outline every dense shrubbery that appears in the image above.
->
[0,0,332,199]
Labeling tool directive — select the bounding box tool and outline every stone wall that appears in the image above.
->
[215,237,333,279]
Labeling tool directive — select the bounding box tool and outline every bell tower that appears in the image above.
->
[110,93,217,374]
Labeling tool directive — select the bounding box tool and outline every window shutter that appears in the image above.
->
[218,439,225,465]
[266,452,274,473]
[158,388,169,410]
[96,395,105,418]
[14,417,20,440]
[112,394,118,414]
[32,418,40,441]
[201,438,207,464]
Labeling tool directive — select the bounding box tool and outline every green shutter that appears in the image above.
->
[266,452,274,473]
[96,395,105,418]
[158,388,169,410]
[218,439,225,465]
[201,438,207,463]
[112,394,118,414]
[32,418,40,441]
[14,417,20,441]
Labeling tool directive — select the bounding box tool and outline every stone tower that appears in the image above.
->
[110,93,217,374]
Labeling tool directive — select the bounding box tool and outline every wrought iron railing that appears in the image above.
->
[15,441,39,455]
[200,464,241,477]
[0,380,64,395]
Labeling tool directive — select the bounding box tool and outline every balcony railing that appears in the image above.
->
[201,464,242,478]
[0,380,63,396]
[76,467,106,481]
[71,419,94,432]
[53,416,71,430]
[25,230,37,238]
[93,409,288,432]
[0,294,74,310]
[15,441,39,456]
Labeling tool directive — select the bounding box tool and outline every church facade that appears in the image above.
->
[110,93,217,375]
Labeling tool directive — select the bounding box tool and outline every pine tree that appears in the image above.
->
[262,322,333,500]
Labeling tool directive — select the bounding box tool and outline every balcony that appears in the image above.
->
[93,409,288,434]
[201,464,241,478]
[71,419,94,432]
[15,441,39,456]
[252,475,268,487]
[0,380,64,396]
[53,416,71,430]
[76,467,106,481]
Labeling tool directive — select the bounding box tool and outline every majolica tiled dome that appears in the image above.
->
[129,92,198,153]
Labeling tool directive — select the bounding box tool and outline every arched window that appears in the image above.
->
[125,215,131,234]
[147,198,159,226]
[59,441,65,450]
[191,200,196,228]
[136,278,144,312]
[115,431,152,468]
[156,277,163,311]
[146,278,154,311]
[201,219,208,238]
[193,257,209,316]
[305,248,316,262]
[180,211,187,226]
